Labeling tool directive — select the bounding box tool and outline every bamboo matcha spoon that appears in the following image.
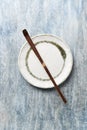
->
[22,29,67,103]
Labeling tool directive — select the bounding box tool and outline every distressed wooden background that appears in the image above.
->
[0,0,87,130]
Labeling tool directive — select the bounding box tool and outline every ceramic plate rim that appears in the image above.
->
[18,34,73,89]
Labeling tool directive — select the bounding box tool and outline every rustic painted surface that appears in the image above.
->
[0,0,87,130]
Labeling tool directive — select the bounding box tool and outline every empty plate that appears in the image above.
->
[18,34,73,88]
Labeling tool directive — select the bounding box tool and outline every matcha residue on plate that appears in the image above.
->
[25,41,66,81]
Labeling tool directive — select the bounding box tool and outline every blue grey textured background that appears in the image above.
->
[0,0,87,130]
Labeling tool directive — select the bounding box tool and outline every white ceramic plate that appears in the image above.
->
[18,34,73,89]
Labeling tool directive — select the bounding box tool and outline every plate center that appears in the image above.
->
[26,41,65,80]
